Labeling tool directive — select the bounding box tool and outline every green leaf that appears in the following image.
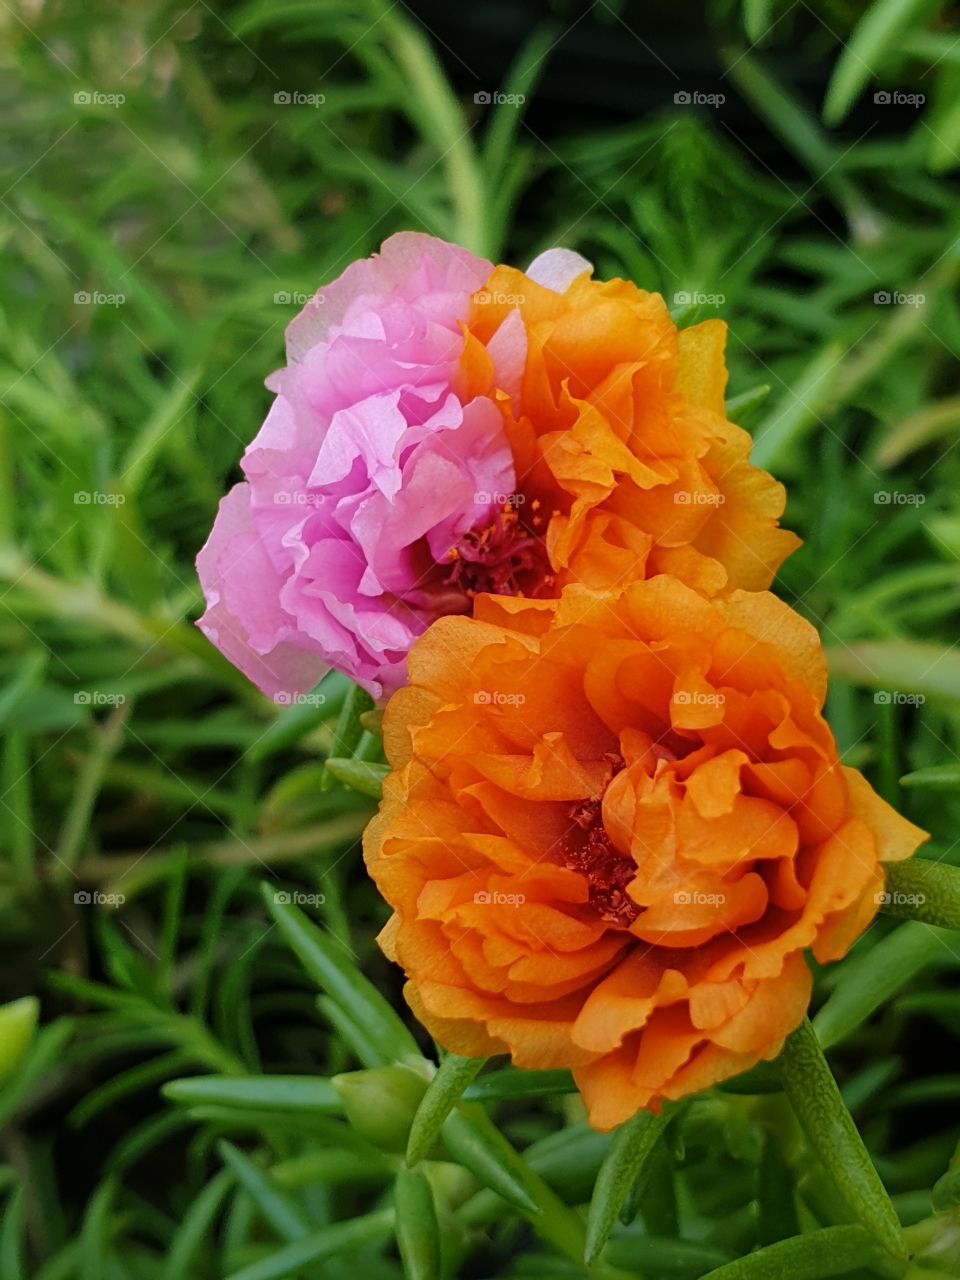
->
[161,1170,234,1280]
[441,1104,585,1261]
[358,708,383,736]
[827,639,960,701]
[584,1106,672,1265]
[823,0,943,125]
[79,1177,116,1280]
[163,1075,342,1114]
[932,1164,960,1211]
[217,1142,311,1242]
[324,758,388,798]
[750,342,846,472]
[0,998,38,1085]
[463,1067,574,1102]
[406,1054,486,1166]
[0,1019,74,1131]
[461,1122,612,1213]
[482,23,557,189]
[874,396,960,467]
[602,1230,733,1276]
[714,1062,782,1094]
[778,1019,906,1261]
[223,1208,395,1280]
[168,1106,347,1138]
[108,1110,193,1173]
[888,1073,960,1106]
[725,384,771,424]
[320,683,375,789]
[743,0,777,44]
[901,764,960,790]
[247,671,352,764]
[881,859,960,930]
[0,1187,25,1280]
[720,49,842,186]
[441,1104,540,1214]
[394,1166,441,1280]
[261,885,420,1064]
[376,8,487,253]
[316,995,385,1069]
[0,652,46,731]
[927,69,960,173]
[694,1224,895,1279]
[814,921,955,1049]
[69,1049,192,1128]
[120,366,203,496]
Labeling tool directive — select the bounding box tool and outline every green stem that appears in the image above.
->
[778,1019,906,1262]
[406,1054,486,1166]
[882,860,960,931]
[584,1106,672,1265]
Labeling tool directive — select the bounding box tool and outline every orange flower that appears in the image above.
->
[364,580,926,1129]
[457,262,800,598]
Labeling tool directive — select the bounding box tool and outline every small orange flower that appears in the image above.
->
[457,263,800,598]
[364,580,926,1129]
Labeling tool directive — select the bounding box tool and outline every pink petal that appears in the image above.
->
[526,247,592,294]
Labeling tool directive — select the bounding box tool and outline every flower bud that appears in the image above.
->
[332,1064,430,1152]
[0,996,38,1083]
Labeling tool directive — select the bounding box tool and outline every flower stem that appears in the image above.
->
[882,859,960,931]
[778,1018,907,1262]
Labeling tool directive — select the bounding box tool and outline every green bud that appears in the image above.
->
[332,1064,430,1152]
[0,996,38,1083]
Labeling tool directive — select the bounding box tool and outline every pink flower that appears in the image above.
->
[196,233,524,700]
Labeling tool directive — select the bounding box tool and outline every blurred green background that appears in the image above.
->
[2,1,960,1277]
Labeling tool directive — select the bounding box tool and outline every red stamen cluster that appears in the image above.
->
[561,757,638,926]
[444,500,554,599]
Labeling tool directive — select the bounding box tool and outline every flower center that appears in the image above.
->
[444,499,554,599]
[561,758,639,927]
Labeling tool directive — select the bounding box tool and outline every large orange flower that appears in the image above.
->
[456,257,800,598]
[364,580,926,1130]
